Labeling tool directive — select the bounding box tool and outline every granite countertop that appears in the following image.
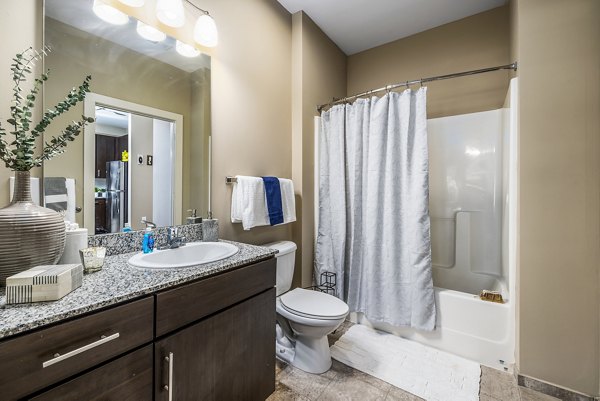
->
[0,240,277,340]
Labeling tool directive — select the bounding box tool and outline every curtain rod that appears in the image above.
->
[317,62,518,113]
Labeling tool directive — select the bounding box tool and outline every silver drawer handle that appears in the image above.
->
[163,352,174,401]
[42,333,120,368]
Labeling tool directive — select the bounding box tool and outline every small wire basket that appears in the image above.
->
[303,272,337,295]
[319,272,336,295]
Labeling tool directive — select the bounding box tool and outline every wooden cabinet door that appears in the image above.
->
[95,134,119,178]
[117,135,128,160]
[95,134,105,178]
[29,345,153,401]
[155,288,276,401]
[95,198,107,234]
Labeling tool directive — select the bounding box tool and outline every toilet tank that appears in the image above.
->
[263,241,297,296]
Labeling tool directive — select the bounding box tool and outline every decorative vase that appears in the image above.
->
[0,171,66,286]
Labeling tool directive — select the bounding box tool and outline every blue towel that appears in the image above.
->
[262,176,284,225]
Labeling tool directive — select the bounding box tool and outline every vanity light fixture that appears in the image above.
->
[156,0,185,28]
[92,0,129,25]
[118,0,145,6]
[175,40,200,57]
[93,0,218,48]
[136,21,167,42]
[193,12,218,47]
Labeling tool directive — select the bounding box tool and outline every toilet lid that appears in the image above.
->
[280,288,349,320]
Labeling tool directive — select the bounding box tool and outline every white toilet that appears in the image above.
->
[264,241,349,374]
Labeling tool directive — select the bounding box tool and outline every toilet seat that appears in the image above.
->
[279,288,349,320]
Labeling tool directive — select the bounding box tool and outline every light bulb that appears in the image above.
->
[136,21,166,42]
[193,14,218,47]
[156,0,185,28]
[176,40,200,58]
[93,0,129,25]
[118,0,145,6]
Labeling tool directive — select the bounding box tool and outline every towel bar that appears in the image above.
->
[225,176,237,184]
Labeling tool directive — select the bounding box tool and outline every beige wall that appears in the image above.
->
[291,12,347,287]
[513,0,600,396]
[111,0,295,244]
[205,0,293,245]
[347,6,511,119]
[508,0,521,378]
[189,68,211,217]
[0,0,43,207]
[130,114,153,229]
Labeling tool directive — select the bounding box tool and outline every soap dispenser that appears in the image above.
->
[202,211,218,242]
[186,209,203,224]
[142,227,155,253]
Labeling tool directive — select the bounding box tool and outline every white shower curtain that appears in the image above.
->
[316,88,436,331]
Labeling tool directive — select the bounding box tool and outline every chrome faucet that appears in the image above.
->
[162,227,186,249]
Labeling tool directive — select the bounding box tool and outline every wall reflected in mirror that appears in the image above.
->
[43,0,211,233]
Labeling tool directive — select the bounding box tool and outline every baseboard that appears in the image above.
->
[518,375,597,401]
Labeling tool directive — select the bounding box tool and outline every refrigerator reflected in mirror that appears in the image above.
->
[106,161,128,234]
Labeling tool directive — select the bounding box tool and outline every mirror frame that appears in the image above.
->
[83,93,184,231]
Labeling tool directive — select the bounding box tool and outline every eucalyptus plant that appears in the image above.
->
[0,47,94,171]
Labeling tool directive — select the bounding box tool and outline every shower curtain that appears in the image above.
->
[316,88,436,330]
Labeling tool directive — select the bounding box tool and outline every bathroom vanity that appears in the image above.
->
[0,242,276,401]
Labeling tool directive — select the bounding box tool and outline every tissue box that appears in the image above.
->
[5,264,83,304]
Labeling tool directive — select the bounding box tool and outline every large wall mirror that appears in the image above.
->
[43,0,211,234]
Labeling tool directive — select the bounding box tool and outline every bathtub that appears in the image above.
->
[350,285,515,371]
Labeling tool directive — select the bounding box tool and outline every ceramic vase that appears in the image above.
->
[0,171,66,286]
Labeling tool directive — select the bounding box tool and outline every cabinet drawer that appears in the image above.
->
[29,345,153,401]
[0,296,154,401]
[156,257,276,336]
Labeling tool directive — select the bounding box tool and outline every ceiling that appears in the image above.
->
[277,0,507,55]
[96,107,129,131]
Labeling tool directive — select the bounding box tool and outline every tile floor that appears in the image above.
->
[268,321,560,401]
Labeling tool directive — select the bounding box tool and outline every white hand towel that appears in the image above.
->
[65,178,76,223]
[231,181,242,223]
[231,176,250,223]
[279,178,296,224]
[231,176,269,230]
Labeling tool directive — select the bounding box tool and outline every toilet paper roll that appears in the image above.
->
[59,228,89,265]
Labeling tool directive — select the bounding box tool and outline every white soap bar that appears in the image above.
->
[5,264,83,304]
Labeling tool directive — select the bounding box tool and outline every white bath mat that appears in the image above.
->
[330,324,481,401]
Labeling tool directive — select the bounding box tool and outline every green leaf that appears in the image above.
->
[1,48,94,171]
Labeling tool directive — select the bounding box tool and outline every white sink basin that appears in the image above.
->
[128,242,239,270]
